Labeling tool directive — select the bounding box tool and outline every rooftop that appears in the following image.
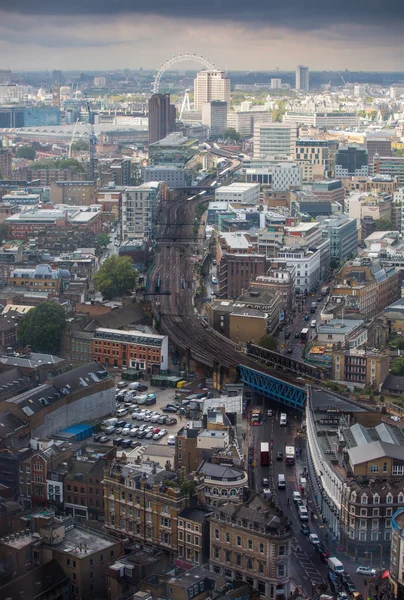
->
[46,524,118,556]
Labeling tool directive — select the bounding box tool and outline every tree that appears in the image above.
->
[17,302,66,354]
[71,140,89,151]
[94,255,138,299]
[0,223,10,243]
[223,128,241,143]
[15,146,36,160]
[96,232,111,249]
[391,357,404,376]
[375,218,393,231]
[258,334,278,352]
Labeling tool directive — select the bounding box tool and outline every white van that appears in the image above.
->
[327,556,344,574]
[280,413,287,426]
[278,474,286,489]
[116,407,128,417]
[310,319,316,328]
[104,425,115,435]
[101,418,118,429]
[298,505,309,521]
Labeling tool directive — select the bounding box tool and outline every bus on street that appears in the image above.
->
[260,442,270,466]
[300,328,309,343]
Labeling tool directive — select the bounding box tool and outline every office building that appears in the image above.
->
[253,123,297,158]
[390,85,404,99]
[284,112,360,129]
[0,105,24,128]
[271,78,282,89]
[215,182,260,204]
[354,84,367,98]
[271,163,302,191]
[50,180,97,205]
[148,133,198,167]
[332,259,400,317]
[218,253,268,298]
[320,215,358,263]
[23,107,60,127]
[332,347,390,387]
[365,136,392,165]
[209,496,292,599]
[201,101,228,138]
[109,158,131,186]
[335,145,368,178]
[346,191,392,237]
[194,70,230,110]
[277,239,330,293]
[227,110,272,137]
[10,263,67,293]
[374,156,404,186]
[121,182,162,239]
[93,76,106,87]
[144,165,191,187]
[312,179,345,205]
[295,66,309,91]
[148,94,176,145]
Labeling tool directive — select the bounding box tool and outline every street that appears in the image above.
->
[248,409,383,598]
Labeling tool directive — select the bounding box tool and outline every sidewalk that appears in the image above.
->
[293,434,359,572]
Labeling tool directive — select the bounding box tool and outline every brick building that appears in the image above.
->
[103,461,202,559]
[217,253,268,299]
[93,327,168,373]
[50,180,97,206]
[332,347,390,388]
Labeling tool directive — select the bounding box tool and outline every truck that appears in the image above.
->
[251,406,263,426]
[321,286,330,296]
[310,301,317,313]
[285,445,295,465]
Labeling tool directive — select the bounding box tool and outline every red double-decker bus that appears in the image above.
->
[260,442,270,466]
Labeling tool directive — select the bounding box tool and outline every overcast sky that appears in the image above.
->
[1,0,403,72]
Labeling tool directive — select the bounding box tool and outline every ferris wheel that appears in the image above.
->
[152,53,216,94]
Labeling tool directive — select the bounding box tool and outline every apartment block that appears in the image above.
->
[121,182,163,240]
[271,163,302,191]
[332,347,390,387]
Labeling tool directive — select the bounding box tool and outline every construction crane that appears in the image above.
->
[86,101,97,182]
[68,118,80,159]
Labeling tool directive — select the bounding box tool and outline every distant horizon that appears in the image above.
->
[7,69,404,75]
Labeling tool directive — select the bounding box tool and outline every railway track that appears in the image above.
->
[149,196,305,386]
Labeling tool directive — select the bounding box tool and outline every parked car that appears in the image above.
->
[166,417,177,425]
[131,441,141,448]
[115,420,127,428]
[158,415,168,424]
[137,431,147,439]
[113,437,123,446]
[167,435,176,445]
[122,427,131,436]
[309,533,320,546]
[93,434,102,442]
[314,542,325,554]
[262,477,270,487]
[356,567,376,576]
[163,405,178,413]
[391,415,400,422]
[319,550,331,564]
[145,431,154,439]
[159,428,168,437]
[151,414,160,423]
[121,438,132,448]
[300,524,310,535]
[130,427,139,437]
[276,451,283,461]
[99,436,109,443]
[293,491,302,503]
[117,381,127,389]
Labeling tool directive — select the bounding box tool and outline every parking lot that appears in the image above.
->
[91,379,190,451]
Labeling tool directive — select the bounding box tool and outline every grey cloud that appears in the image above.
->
[3,0,404,30]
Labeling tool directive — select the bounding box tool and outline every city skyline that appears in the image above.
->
[1,0,403,71]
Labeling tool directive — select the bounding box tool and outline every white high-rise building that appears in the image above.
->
[253,123,297,158]
[296,66,309,91]
[271,78,282,89]
[272,163,302,191]
[121,182,162,239]
[194,70,230,110]
[201,101,228,138]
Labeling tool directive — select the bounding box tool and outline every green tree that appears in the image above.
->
[391,357,404,376]
[94,255,138,299]
[71,140,89,151]
[96,232,111,248]
[0,223,10,243]
[375,218,393,231]
[258,334,278,352]
[223,127,241,143]
[15,146,36,160]
[17,302,66,354]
